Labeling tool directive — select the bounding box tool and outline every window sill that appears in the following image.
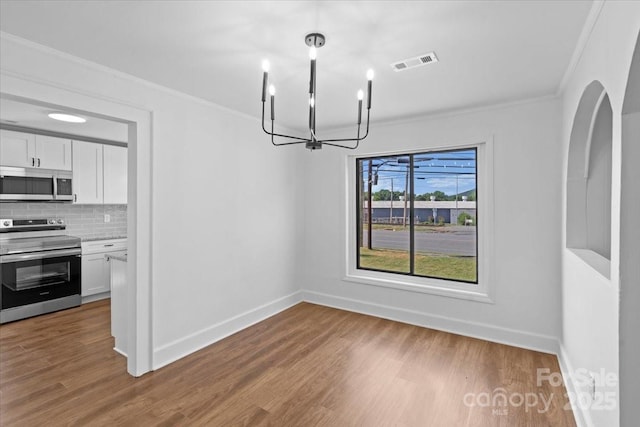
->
[343,269,494,304]
[567,248,610,279]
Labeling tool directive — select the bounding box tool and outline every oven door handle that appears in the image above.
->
[53,174,58,199]
[0,249,81,263]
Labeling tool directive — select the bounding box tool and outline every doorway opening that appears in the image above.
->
[0,81,152,377]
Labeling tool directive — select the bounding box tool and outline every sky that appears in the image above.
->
[362,148,477,196]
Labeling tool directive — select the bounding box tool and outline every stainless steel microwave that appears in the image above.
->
[0,166,74,202]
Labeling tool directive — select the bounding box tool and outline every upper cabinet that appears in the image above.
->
[0,130,126,205]
[0,130,72,170]
[72,141,127,205]
[72,140,104,204]
[36,135,73,170]
[103,144,127,205]
[0,130,34,167]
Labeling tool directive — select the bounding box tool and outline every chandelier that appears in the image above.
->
[261,33,373,151]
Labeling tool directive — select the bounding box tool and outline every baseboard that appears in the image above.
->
[82,292,110,304]
[152,288,561,381]
[301,290,559,355]
[113,346,128,358]
[557,343,592,427]
[153,291,303,370]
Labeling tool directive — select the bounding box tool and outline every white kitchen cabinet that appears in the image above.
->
[35,135,72,170]
[103,144,127,204]
[72,141,127,205]
[82,252,111,296]
[81,239,127,300]
[0,130,71,170]
[0,130,34,167]
[72,140,103,204]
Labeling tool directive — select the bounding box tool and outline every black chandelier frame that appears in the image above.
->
[261,33,373,151]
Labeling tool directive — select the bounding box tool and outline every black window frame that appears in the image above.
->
[356,147,479,284]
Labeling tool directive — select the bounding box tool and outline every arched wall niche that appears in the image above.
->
[566,80,613,275]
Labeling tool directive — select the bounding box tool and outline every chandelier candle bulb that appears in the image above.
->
[357,90,364,125]
[269,85,275,121]
[261,60,270,102]
[366,69,374,110]
[309,48,317,95]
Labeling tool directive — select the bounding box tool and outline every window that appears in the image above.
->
[356,148,478,283]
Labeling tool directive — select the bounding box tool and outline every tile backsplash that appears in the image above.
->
[0,203,127,240]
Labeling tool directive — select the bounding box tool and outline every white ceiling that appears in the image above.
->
[0,1,594,133]
[0,97,129,143]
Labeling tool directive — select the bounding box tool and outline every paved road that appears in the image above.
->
[363,227,476,256]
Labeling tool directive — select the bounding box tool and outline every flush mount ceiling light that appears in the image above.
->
[47,112,86,123]
[261,33,373,151]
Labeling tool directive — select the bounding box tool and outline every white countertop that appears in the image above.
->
[82,236,127,242]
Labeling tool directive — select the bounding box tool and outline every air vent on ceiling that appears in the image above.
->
[391,52,438,72]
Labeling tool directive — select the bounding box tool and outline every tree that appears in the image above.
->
[373,189,391,201]
[371,190,404,201]
[432,191,447,200]
[457,212,475,225]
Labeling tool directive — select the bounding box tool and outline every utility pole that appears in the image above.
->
[368,159,373,250]
[455,174,459,224]
[403,165,408,228]
[390,178,393,224]
[359,161,364,248]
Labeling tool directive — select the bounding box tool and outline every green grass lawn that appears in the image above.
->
[359,247,477,282]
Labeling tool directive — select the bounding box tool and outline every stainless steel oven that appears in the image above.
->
[0,219,81,323]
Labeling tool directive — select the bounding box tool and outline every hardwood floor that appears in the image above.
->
[0,300,576,426]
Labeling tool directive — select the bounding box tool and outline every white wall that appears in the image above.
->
[299,96,563,352]
[0,34,302,369]
[560,2,640,427]
[149,93,302,366]
[619,110,640,427]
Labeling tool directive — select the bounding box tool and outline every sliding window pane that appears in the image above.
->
[412,149,477,282]
[357,155,410,274]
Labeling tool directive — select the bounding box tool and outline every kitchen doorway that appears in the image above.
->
[0,78,152,377]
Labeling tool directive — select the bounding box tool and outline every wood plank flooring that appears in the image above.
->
[0,300,576,426]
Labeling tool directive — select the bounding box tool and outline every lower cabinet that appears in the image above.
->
[82,252,111,296]
[81,239,127,301]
